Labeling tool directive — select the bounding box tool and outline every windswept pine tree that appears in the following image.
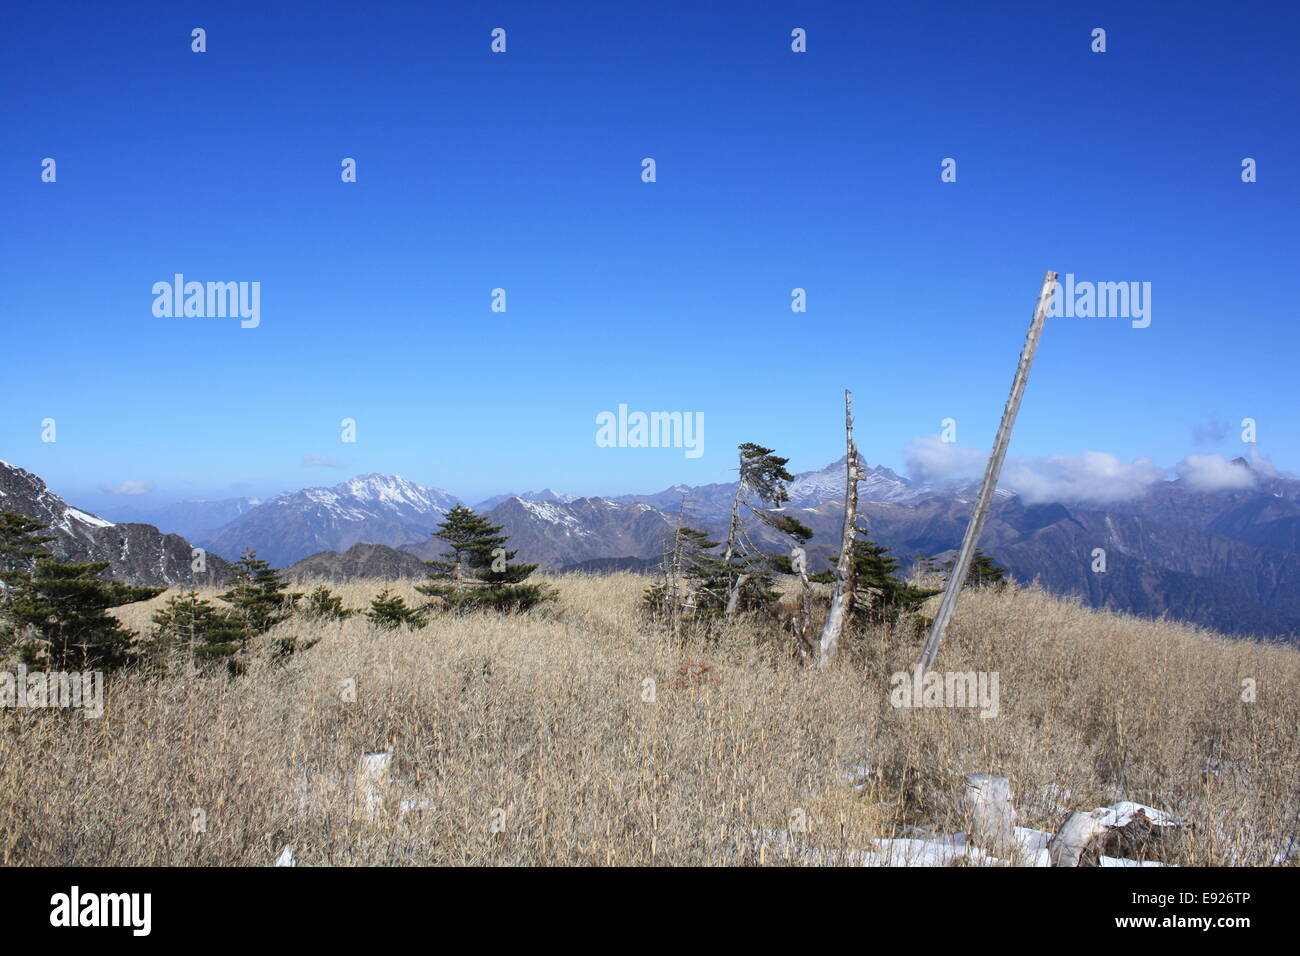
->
[417,505,553,612]
[721,443,799,614]
[0,511,162,670]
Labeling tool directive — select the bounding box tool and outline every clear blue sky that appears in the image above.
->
[2,0,1297,511]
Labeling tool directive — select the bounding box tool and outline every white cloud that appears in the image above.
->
[903,435,985,483]
[904,436,1167,504]
[1001,452,1166,504]
[99,480,154,496]
[1176,454,1257,492]
[301,453,346,469]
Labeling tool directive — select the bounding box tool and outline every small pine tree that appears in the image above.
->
[817,539,940,627]
[299,585,352,621]
[219,550,300,634]
[366,588,425,629]
[149,590,248,669]
[417,506,553,612]
[946,549,1008,590]
[644,524,732,623]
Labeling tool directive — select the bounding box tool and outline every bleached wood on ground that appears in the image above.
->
[1048,810,1112,867]
[962,774,1017,854]
[917,270,1059,671]
[356,748,394,820]
[817,389,861,668]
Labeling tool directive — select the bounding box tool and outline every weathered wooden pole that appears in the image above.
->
[817,389,861,668]
[916,270,1058,671]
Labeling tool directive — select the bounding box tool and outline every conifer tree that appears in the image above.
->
[812,538,940,627]
[0,511,163,669]
[644,514,731,630]
[149,590,248,668]
[721,443,798,614]
[219,550,299,634]
[299,585,352,621]
[365,588,425,629]
[851,539,940,625]
[948,549,1007,589]
[417,506,552,612]
[0,511,56,589]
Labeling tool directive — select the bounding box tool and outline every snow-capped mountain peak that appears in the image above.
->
[473,488,579,511]
[787,455,920,506]
[202,473,462,566]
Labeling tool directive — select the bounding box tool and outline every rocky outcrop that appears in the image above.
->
[0,459,230,587]
[283,543,431,583]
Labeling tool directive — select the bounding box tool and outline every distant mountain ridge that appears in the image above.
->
[199,473,460,569]
[10,455,1300,641]
[473,489,578,512]
[100,496,261,541]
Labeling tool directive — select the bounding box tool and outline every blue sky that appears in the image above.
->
[2,0,1297,512]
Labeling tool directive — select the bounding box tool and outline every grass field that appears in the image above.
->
[2,574,1296,866]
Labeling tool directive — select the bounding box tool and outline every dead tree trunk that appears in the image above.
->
[817,389,861,668]
[664,495,687,637]
[916,271,1058,671]
[722,454,752,616]
[723,575,748,616]
[791,544,813,658]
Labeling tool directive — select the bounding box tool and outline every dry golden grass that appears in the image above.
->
[1,574,1296,866]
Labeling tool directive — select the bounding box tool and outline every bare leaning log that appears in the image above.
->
[916,271,1059,671]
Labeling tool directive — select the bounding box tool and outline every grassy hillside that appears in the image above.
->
[2,574,1296,865]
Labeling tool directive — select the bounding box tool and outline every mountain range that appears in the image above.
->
[7,455,1300,641]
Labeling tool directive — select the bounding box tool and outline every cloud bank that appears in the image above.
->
[1001,452,1165,504]
[901,436,1218,505]
[1176,454,1257,492]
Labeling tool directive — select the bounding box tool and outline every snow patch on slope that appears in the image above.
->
[65,507,115,529]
